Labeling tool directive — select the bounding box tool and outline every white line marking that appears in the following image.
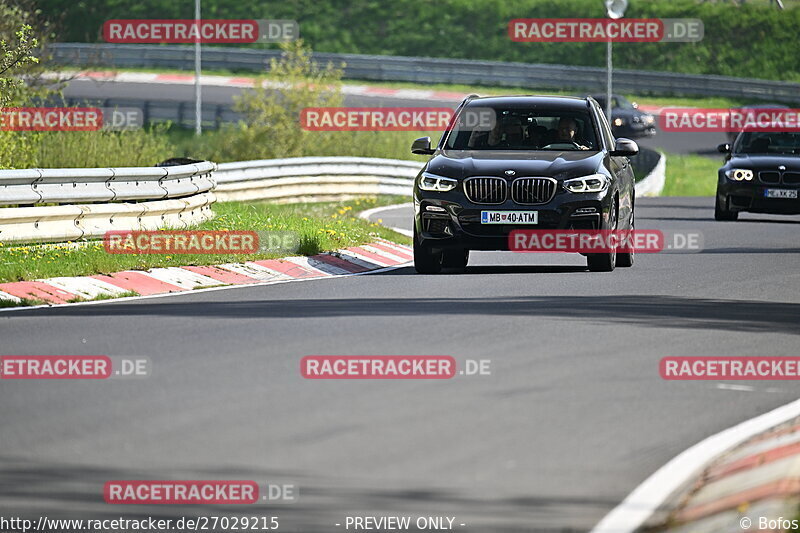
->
[589,397,800,533]
[358,202,414,238]
[716,383,756,392]
[358,202,413,220]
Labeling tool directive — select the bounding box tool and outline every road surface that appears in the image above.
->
[1,197,799,532]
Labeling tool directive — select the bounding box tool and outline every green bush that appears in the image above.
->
[173,41,434,163]
[35,125,174,167]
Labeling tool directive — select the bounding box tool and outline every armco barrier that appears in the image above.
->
[0,161,216,206]
[50,43,800,103]
[0,161,217,243]
[0,154,664,244]
[213,157,421,203]
[0,192,215,243]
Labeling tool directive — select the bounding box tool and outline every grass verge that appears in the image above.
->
[0,196,411,284]
[661,152,721,197]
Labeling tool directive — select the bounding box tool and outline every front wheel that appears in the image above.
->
[413,226,443,274]
[587,203,617,272]
[715,194,738,221]
[442,248,469,271]
[617,203,634,268]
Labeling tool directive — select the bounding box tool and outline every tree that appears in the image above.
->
[207,39,345,161]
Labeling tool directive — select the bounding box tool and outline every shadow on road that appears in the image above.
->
[14,294,800,335]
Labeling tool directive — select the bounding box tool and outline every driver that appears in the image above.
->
[487,116,523,148]
[555,117,590,150]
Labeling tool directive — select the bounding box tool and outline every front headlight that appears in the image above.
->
[725,169,754,181]
[613,117,625,127]
[418,172,458,192]
[563,174,610,193]
[642,114,655,125]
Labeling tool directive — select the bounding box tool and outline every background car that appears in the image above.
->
[724,104,790,142]
[590,94,656,138]
[716,131,800,220]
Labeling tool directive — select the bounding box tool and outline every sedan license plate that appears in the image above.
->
[481,210,538,224]
[765,188,798,199]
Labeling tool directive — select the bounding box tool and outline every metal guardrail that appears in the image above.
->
[214,157,421,203]
[50,43,800,103]
[0,192,216,243]
[0,154,664,244]
[0,160,216,206]
[0,161,217,243]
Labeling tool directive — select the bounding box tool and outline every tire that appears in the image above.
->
[442,248,469,270]
[587,202,617,272]
[413,226,443,274]
[617,202,634,268]
[715,194,738,221]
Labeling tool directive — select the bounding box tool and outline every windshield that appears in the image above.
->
[593,95,633,110]
[734,132,800,154]
[445,106,598,151]
[614,95,635,110]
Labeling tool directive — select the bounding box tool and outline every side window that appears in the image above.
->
[594,103,615,149]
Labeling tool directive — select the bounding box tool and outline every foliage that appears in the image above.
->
[36,0,800,82]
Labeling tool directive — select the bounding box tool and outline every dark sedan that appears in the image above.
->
[716,131,800,221]
[590,94,656,138]
[411,95,638,273]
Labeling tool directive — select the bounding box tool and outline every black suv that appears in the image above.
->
[411,95,638,273]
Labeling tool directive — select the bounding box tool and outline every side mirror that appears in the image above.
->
[631,102,639,109]
[611,138,638,156]
[411,136,435,155]
[717,143,731,153]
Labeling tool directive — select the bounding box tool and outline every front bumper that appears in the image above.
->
[613,122,656,139]
[414,186,616,251]
[718,179,800,214]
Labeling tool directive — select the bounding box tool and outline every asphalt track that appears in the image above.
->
[1,197,799,532]
[62,78,729,157]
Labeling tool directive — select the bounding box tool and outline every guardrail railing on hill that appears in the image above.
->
[214,157,420,203]
[0,161,217,243]
[0,154,664,244]
[51,43,800,103]
[0,161,216,206]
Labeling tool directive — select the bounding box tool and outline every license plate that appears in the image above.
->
[480,211,538,224]
[765,188,798,199]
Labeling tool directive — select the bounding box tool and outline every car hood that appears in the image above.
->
[613,108,648,119]
[727,154,800,171]
[427,150,605,180]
